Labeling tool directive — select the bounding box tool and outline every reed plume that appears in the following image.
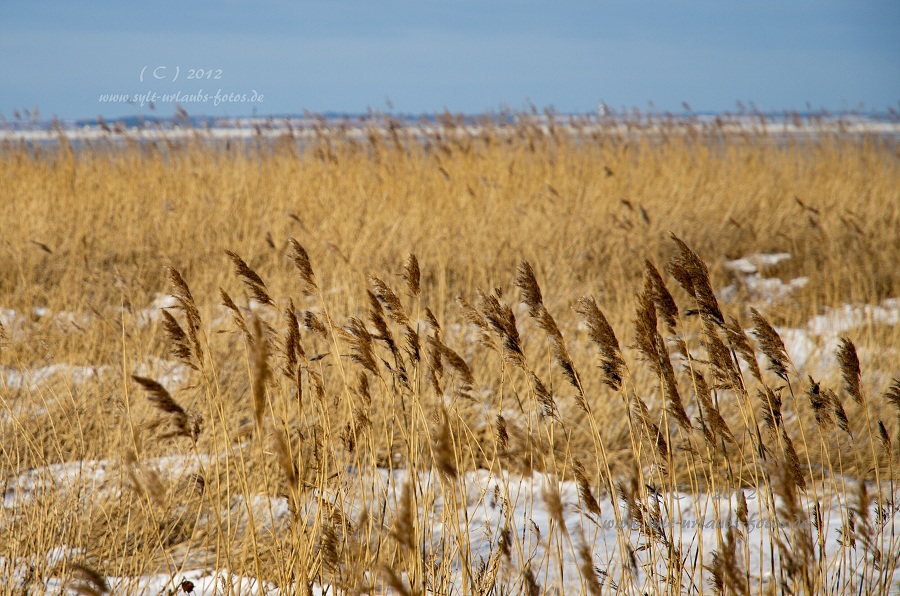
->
[132,375,197,442]
[402,253,420,298]
[643,259,678,331]
[691,370,735,445]
[572,458,602,517]
[576,296,625,391]
[426,336,474,398]
[370,276,411,327]
[476,288,526,370]
[288,238,318,295]
[724,316,763,383]
[516,260,582,398]
[667,234,724,325]
[634,285,690,431]
[250,313,270,430]
[220,288,252,344]
[749,307,791,381]
[836,337,863,406]
[225,250,274,306]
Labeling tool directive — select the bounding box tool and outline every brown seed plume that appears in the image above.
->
[250,314,270,430]
[749,307,791,381]
[772,452,814,591]
[167,266,202,329]
[736,490,749,526]
[661,360,691,431]
[477,288,526,370]
[495,414,509,455]
[370,276,411,327]
[634,288,660,370]
[706,526,748,596]
[320,521,340,575]
[341,317,380,378]
[617,474,646,530]
[877,421,892,460]
[498,524,512,561]
[160,310,198,371]
[367,290,392,343]
[631,395,669,464]
[220,288,252,344]
[806,376,834,430]
[523,563,541,596]
[288,238,318,294]
[166,267,204,367]
[634,288,690,431]
[828,387,852,437]
[356,372,371,405]
[124,449,165,506]
[425,307,441,339]
[426,336,474,398]
[457,296,496,351]
[432,408,458,479]
[225,250,274,306]
[703,319,742,391]
[302,310,329,338]
[425,336,444,394]
[576,296,625,390]
[578,540,604,595]
[724,316,762,383]
[781,429,807,492]
[667,234,724,325]
[403,324,420,363]
[836,337,863,405]
[402,253,420,298]
[306,369,325,400]
[885,378,900,418]
[367,290,407,386]
[691,371,735,445]
[759,386,783,431]
[132,375,194,441]
[531,372,558,419]
[541,478,566,532]
[572,458,602,517]
[274,429,298,494]
[382,565,414,596]
[282,299,305,379]
[515,260,544,318]
[516,260,583,398]
[70,562,110,596]
[644,259,678,330]
[854,480,872,545]
[707,548,725,595]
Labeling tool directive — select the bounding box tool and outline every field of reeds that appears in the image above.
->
[2,113,900,595]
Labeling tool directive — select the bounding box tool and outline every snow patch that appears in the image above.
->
[720,252,808,304]
[131,294,179,327]
[724,252,793,275]
[132,356,192,388]
[776,298,900,373]
[2,462,898,593]
[1,363,107,392]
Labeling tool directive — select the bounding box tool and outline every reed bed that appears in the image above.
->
[1,113,899,594]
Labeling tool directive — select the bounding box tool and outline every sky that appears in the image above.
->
[1,1,898,120]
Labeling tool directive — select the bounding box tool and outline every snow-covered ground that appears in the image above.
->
[721,252,808,304]
[2,456,899,594]
[3,252,900,593]
[2,114,898,146]
[720,252,899,376]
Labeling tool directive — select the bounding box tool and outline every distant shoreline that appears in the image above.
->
[3,111,899,144]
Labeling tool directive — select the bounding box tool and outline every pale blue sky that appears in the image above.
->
[1,1,897,119]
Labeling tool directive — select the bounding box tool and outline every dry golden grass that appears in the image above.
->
[1,114,900,594]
